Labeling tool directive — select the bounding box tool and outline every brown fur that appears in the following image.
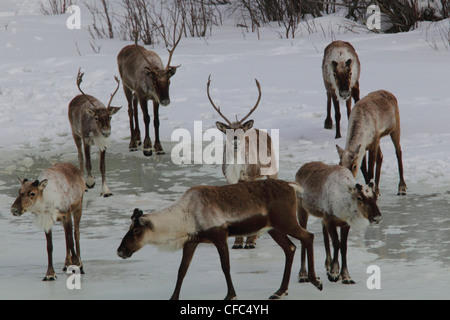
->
[11,163,86,281]
[322,41,361,139]
[337,90,406,195]
[209,77,277,249]
[68,72,121,197]
[117,44,179,156]
[117,179,322,300]
[295,161,381,285]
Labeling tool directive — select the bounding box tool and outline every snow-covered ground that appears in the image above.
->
[0,1,449,300]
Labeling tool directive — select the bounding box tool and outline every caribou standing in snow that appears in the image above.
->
[10,163,86,281]
[117,31,182,156]
[207,75,278,249]
[322,40,361,139]
[295,161,381,284]
[68,69,121,197]
[336,90,407,195]
[117,179,322,300]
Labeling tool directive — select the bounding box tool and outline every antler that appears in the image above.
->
[165,21,184,71]
[134,32,156,73]
[207,75,231,125]
[107,76,121,108]
[76,68,98,109]
[239,79,262,124]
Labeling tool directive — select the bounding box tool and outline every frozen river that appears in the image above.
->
[0,141,449,300]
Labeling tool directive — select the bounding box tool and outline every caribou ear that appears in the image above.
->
[216,121,230,133]
[18,178,28,186]
[131,208,144,221]
[38,180,48,191]
[167,66,178,77]
[346,59,352,67]
[349,183,363,196]
[336,145,344,157]
[108,106,122,116]
[241,120,254,131]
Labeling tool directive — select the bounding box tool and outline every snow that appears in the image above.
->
[0,1,449,300]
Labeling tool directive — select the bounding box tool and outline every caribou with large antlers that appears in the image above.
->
[207,76,278,249]
[68,69,121,197]
[117,28,183,156]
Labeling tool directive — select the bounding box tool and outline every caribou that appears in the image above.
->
[322,40,361,139]
[117,179,323,300]
[207,75,278,249]
[68,69,121,197]
[10,163,86,281]
[295,161,381,284]
[336,90,407,195]
[117,30,183,156]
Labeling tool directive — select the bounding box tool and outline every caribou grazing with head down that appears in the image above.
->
[322,40,361,139]
[336,90,407,195]
[68,69,121,197]
[207,75,278,249]
[10,163,86,281]
[117,30,183,156]
[117,179,322,300]
[295,161,381,284]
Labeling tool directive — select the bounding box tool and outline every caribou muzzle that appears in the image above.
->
[117,247,132,259]
[11,206,24,216]
[369,209,382,225]
[160,98,170,107]
[339,90,351,100]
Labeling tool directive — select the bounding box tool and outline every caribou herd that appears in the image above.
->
[11,37,406,300]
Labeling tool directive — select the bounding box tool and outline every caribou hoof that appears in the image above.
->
[86,182,95,189]
[101,192,113,198]
[313,278,323,291]
[298,273,310,283]
[129,140,141,152]
[244,244,256,249]
[232,244,243,249]
[143,149,153,157]
[43,274,57,281]
[327,272,340,282]
[324,118,333,129]
[269,291,288,300]
[154,144,165,155]
[342,278,356,285]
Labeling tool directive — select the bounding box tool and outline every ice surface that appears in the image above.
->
[0,1,449,300]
